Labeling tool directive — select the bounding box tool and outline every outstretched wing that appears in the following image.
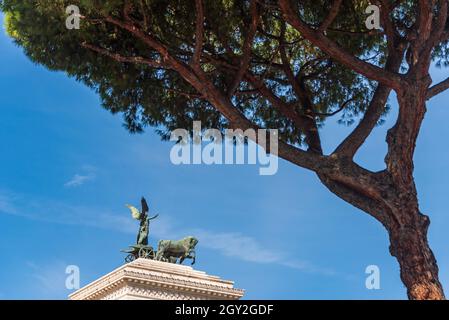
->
[141,197,149,214]
[126,204,141,220]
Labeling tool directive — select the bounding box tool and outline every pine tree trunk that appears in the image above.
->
[388,211,445,300]
[384,76,445,299]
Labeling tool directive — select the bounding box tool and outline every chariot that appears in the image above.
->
[121,244,156,263]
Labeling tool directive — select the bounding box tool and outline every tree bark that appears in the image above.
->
[383,75,445,300]
[388,212,445,300]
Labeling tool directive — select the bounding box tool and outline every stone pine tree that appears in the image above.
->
[2,0,449,299]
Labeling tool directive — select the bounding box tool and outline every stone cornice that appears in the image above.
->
[69,259,244,300]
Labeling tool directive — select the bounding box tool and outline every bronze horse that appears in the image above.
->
[156,236,198,265]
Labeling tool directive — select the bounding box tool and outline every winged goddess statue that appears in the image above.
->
[126,197,159,246]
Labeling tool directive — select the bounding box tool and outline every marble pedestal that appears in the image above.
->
[69,258,244,300]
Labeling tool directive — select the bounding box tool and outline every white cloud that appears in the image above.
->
[281,260,337,276]
[64,174,93,187]
[64,166,96,187]
[189,229,340,276]
[193,230,281,263]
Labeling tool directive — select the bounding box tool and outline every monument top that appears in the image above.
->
[121,197,198,266]
[69,258,244,300]
[69,197,243,300]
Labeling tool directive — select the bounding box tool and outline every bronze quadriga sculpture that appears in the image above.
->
[121,197,198,265]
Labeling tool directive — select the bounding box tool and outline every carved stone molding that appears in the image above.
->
[69,259,244,300]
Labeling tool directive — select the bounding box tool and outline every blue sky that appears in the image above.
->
[1,13,449,300]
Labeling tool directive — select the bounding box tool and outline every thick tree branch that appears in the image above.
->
[427,76,449,100]
[408,0,445,74]
[333,85,391,158]
[278,0,404,91]
[318,174,392,227]
[334,51,404,158]
[104,16,172,60]
[385,77,432,187]
[384,3,447,186]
